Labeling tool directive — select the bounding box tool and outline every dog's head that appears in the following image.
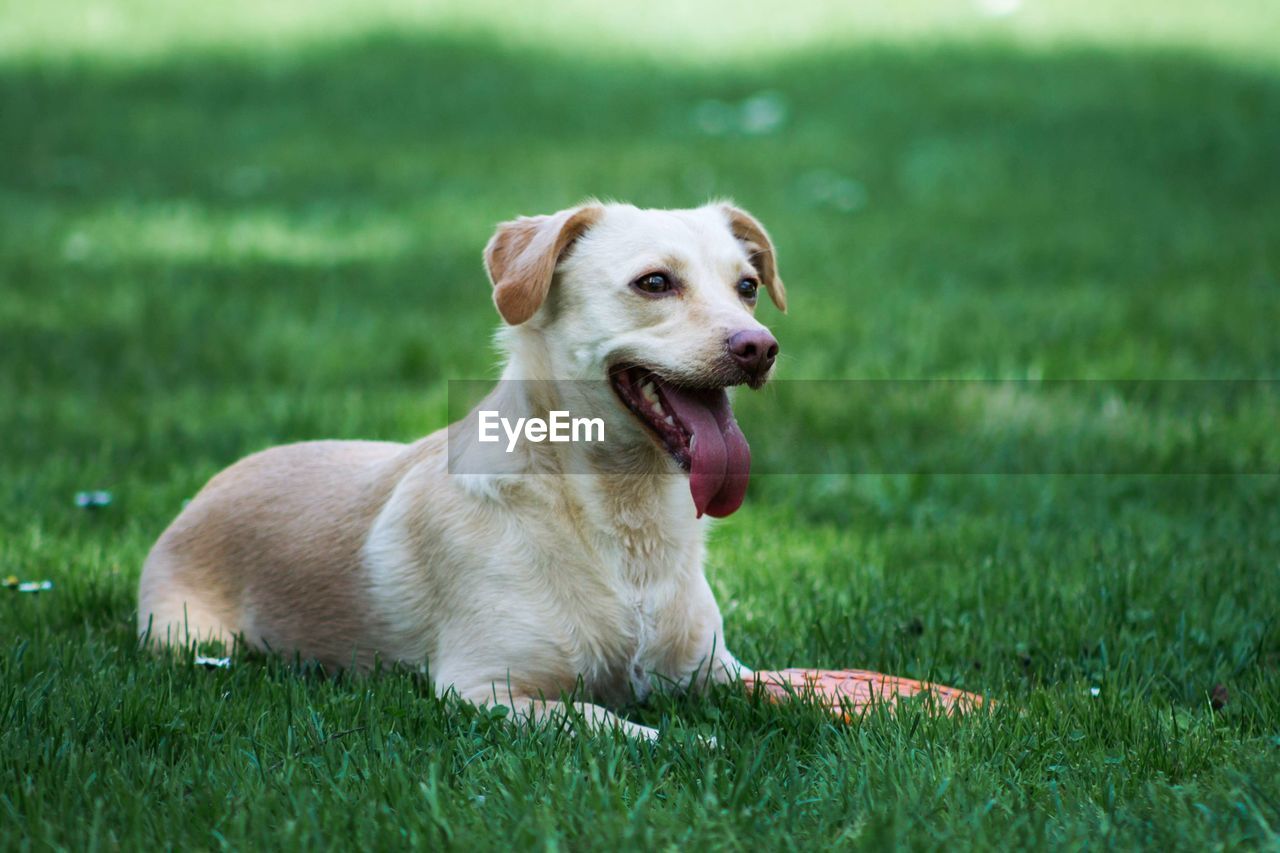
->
[483,201,786,518]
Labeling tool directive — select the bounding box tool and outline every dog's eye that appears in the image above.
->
[632,272,674,295]
[737,277,760,301]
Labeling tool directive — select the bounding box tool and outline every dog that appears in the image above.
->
[137,201,786,740]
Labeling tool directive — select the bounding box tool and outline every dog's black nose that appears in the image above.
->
[727,329,779,380]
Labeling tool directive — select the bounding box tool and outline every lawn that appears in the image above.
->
[3,1,1280,848]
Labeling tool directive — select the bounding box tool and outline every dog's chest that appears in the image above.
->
[573,532,693,706]
[598,599,655,706]
[580,584,658,707]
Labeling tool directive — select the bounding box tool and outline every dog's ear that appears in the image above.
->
[484,204,604,325]
[720,204,787,313]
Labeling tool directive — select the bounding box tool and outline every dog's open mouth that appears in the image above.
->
[609,365,750,519]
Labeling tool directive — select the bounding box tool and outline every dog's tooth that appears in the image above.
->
[664,416,675,426]
[640,382,660,407]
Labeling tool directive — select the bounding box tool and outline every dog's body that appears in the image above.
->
[139,202,785,739]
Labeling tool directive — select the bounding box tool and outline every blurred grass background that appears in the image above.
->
[3,1,1280,848]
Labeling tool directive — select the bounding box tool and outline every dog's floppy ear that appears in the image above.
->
[720,204,787,313]
[484,204,604,325]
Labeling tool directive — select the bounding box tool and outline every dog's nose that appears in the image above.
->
[727,329,779,379]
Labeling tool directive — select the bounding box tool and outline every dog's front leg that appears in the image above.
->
[712,651,753,684]
[667,574,754,693]
[680,647,752,694]
[459,683,660,742]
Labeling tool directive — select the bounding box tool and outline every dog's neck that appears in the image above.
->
[452,336,703,569]
[481,365,668,481]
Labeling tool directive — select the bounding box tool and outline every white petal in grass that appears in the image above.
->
[1090,686,1102,697]
[694,92,787,136]
[13,581,54,593]
[61,231,93,262]
[797,171,868,214]
[740,91,787,135]
[195,655,232,669]
[693,100,734,136]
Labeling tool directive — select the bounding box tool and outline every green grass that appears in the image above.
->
[3,1,1280,848]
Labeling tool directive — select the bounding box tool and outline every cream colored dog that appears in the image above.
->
[138,201,786,740]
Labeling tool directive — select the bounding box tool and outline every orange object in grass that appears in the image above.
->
[742,668,988,718]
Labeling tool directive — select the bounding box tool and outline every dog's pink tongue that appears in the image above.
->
[659,385,751,518]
